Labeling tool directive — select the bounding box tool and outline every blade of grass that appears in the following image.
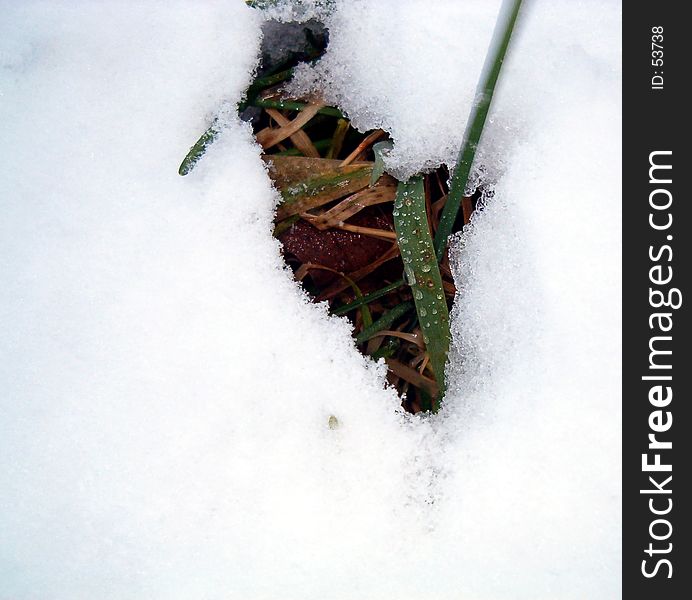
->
[340,130,387,166]
[331,279,404,316]
[274,139,331,156]
[316,243,400,301]
[295,263,373,328]
[264,108,321,158]
[178,121,218,176]
[394,177,450,408]
[253,98,343,118]
[353,284,373,329]
[384,358,439,399]
[273,214,300,237]
[370,338,400,360]
[241,67,295,107]
[180,68,300,176]
[256,102,324,150]
[370,140,393,186]
[306,175,397,229]
[263,155,359,188]
[326,118,350,159]
[370,330,424,349]
[433,0,523,259]
[273,162,373,221]
[354,301,413,345]
[329,223,396,241]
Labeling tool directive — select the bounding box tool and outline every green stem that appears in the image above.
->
[355,301,413,345]
[326,118,350,159]
[274,138,331,156]
[251,99,343,118]
[178,122,218,176]
[433,0,523,259]
[332,279,404,316]
[240,67,295,109]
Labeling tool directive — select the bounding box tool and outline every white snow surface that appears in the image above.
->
[0,1,620,599]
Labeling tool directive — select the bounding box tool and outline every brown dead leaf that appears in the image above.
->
[264,108,320,158]
[255,102,323,150]
[263,156,374,221]
[305,174,397,230]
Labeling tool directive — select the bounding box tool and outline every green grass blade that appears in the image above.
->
[273,162,373,221]
[394,177,450,407]
[370,338,400,360]
[332,279,404,316]
[241,67,294,107]
[274,138,331,157]
[434,0,523,259]
[370,140,393,186]
[354,301,413,345]
[178,122,218,176]
[326,118,350,159]
[272,214,300,236]
[180,67,320,176]
[338,274,373,329]
[252,99,343,118]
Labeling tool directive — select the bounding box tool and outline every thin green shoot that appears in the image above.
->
[370,140,393,186]
[354,301,413,345]
[370,338,400,360]
[434,0,523,259]
[240,67,295,108]
[178,122,218,176]
[251,99,343,118]
[275,139,331,157]
[348,277,373,329]
[332,279,404,316]
[326,118,350,159]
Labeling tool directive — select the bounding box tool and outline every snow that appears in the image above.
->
[1,1,620,599]
[289,0,503,180]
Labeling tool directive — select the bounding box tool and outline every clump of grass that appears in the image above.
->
[178,1,523,413]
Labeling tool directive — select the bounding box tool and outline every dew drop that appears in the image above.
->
[414,289,423,300]
[420,307,427,317]
[421,264,431,272]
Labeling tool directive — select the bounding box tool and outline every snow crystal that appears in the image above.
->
[1,1,620,599]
